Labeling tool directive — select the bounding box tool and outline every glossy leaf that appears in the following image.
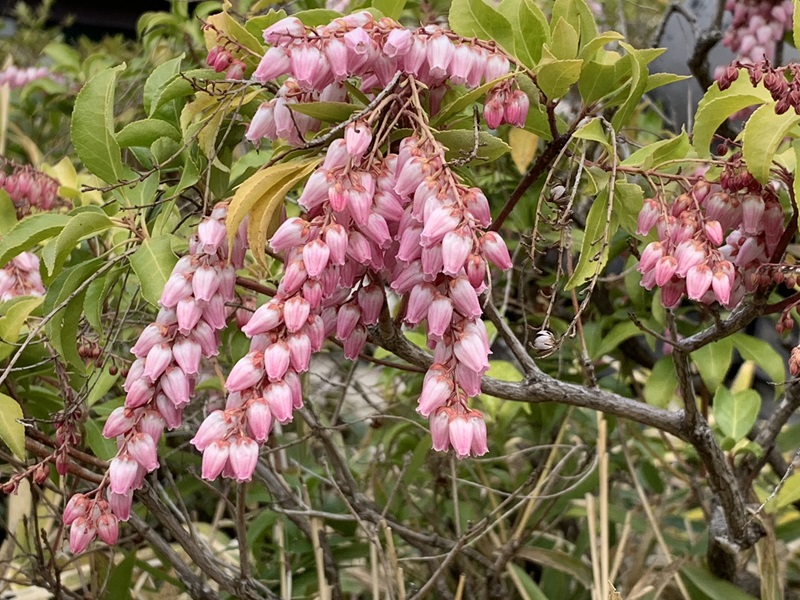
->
[144,54,183,117]
[690,337,733,391]
[497,0,549,66]
[449,0,515,55]
[130,236,178,306]
[714,387,761,442]
[116,119,181,148]
[0,213,70,267]
[70,64,126,183]
[0,392,25,459]
[693,73,773,156]
[44,259,102,369]
[537,58,583,100]
[742,104,800,184]
[434,130,511,165]
[0,297,42,343]
[730,333,786,390]
[227,159,322,248]
[247,160,323,265]
[565,187,616,290]
[372,0,406,19]
[611,44,653,130]
[41,208,114,276]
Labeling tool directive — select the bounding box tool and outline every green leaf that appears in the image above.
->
[621,130,692,169]
[508,563,550,600]
[690,337,733,391]
[0,192,17,235]
[572,118,611,151]
[293,9,343,27]
[44,259,101,369]
[773,472,800,510]
[106,553,135,600]
[537,58,583,99]
[497,0,549,66]
[730,333,786,389]
[246,10,288,39]
[449,0,515,55]
[611,44,652,130]
[0,392,25,459]
[85,419,117,461]
[434,130,511,164]
[794,0,800,49]
[372,0,405,19]
[130,237,178,307]
[693,73,773,156]
[552,0,598,49]
[645,357,677,408]
[290,102,361,123]
[116,119,181,148]
[151,69,223,117]
[144,54,183,117]
[578,52,630,104]
[714,387,761,442]
[591,321,641,359]
[645,72,692,93]
[579,31,624,61]
[565,187,616,290]
[615,181,644,235]
[84,270,120,334]
[70,64,126,183]
[742,104,800,184]
[0,297,42,343]
[0,213,70,267]
[432,73,517,127]
[681,565,759,600]
[41,207,113,276]
[549,18,579,60]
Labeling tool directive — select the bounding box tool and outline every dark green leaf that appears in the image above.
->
[434,129,511,164]
[116,119,181,148]
[41,207,114,276]
[565,187,616,290]
[70,64,126,183]
[0,213,70,267]
[291,102,361,123]
[449,0,515,55]
[144,54,183,117]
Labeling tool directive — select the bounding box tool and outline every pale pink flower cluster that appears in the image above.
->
[0,65,62,89]
[720,0,793,65]
[194,119,512,475]
[636,180,784,308]
[0,165,60,217]
[0,252,44,300]
[247,12,527,146]
[63,204,247,553]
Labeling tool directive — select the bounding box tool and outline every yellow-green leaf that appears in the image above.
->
[537,58,583,100]
[247,160,322,265]
[226,158,322,249]
[742,103,800,184]
[565,187,616,290]
[509,128,539,173]
[0,392,25,459]
[693,72,773,157]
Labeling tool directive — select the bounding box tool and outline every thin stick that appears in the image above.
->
[598,418,609,600]
[453,574,467,600]
[586,494,602,600]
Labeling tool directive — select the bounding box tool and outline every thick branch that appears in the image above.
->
[370,311,687,440]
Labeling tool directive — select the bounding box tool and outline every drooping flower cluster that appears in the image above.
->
[247,12,527,147]
[0,252,45,300]
[63,204,247,553]
[0,163,60,217]
[206,45,247,80]
[636,163,784,309]
[719,0,793,65]
[0,65,63,89]
[193,111,514,476]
